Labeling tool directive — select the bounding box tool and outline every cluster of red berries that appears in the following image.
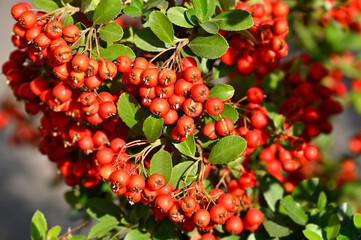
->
[322,0,361,34]
[220,0,289,77]
[336,159,358,188]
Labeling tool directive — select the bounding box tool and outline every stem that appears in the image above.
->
[58,221,90,240]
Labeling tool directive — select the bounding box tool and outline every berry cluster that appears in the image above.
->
[220,0,289,77]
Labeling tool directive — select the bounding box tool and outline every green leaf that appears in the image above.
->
[208,135,247,164]
[47,226,61,239]
[209,104,239,123]
[292,178,319,202]
[200,21,219,34]
[337,203,354,222]
[143,115,164,143]
[189,34,229,59]
[262,175,285,212]
[167,7,194,28]
[327,214,341,240]
[86,198,122,221]
[93,0,122,25]
[292,122,305,137]
[214,62,235,79]
[303,224,323,240]
[61,14,74,26]
[218,0,236,11]
[99,22,124,42]
[208,83,235,101]
[134,27,170,52]
[317,192,327,211]
[185,8,199,25]
[281,195,309,226]
[88,215,119,239]
[33,0,60,12]
[124,229,151,240]
[212,10,254,31]
[98,44,135,61]
[173,134,196,157]
[81,0,100,12]
[117,93,144,134]
[192,0,216,20]
[170,161,198,190]
[148,11,174,43]
[150,150,173,184]
[31,210,48,240]
[354,213,361,232]
[263,220,290,237]
[123,6,142,17]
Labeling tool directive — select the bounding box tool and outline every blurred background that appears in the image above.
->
[0,1,360,239]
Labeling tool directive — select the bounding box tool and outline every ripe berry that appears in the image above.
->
[183,98,203,117]
[163,109,178,125]
[85,75,103,90]
[155,194,174,213]
[99,101,117,119]
[200,234,216,240]
[177,116,195,137]
[246,87,264,103]
[155,84,174,98]
[45,20,63,39]
[129,67,144,85]
[238,172,256,190]
[150,98,170,117]
[237,56,254,76]
[18,11,37,29]
[53,83,72,103]
[147,173,165,191]
[168,94,185,110]
[98,60,117,80]
[225,216,244,234]
[175,79,193,96]
[210,204,228,224]
[11,2,32,20]
[115,56,133,73]
[273,18,288,36]
[193,209,211,228]
[304,144,319,161]
[99,164,116,181]
[243,208,264,231]
[191,84,209,102]
[251,110,268,129]
[203,122,218,140]
[133,57,148,69]
[181,196,198,213]
[72,54,89,72]
[34,33,51,49]
[54,45,73,63]
[127,174,145,192]
[110,169,130,189]
[169,203,185,223]
[62,24,81,42]
[216,118,235,136]
[205,97,224,116]
[184,66,201,82]
[125,191,142,204]
[96,148,114,165]
[221,47,238,65]
[85,58,99,77]
[142,68,159,87]
[159,68,177,86]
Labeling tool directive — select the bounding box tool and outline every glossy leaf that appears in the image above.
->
[263,220,290,237]
[117,93,144,134]
[212,9,254,31]
[88,215,119,239]
[173,134,196,157]
[208,84,235,101]
[354,213,361,232]
[47,226,61,239]
[143,115,164,143]
[99,22,124,42]
[81,0,100,12]
[167,7,194,28]
[150,150,173,184]
[170,161,198,189]
[317,192,327,211]
[200,21,219,34]
[292,178,320,202]
[262,175,285,212]
[327,214,341,240]
[189,34,228,59]
[218,0,236,11]
[210,104,239,123]
[134,27,170,52]
[148,11,174,43]
[33,0,60,12]
[93,0,122,25]
[281,195,308,226]
[303,224,323,240]
[86,198,122,221]
[123,6,142,17]
[99,44,135,61]
[192,0,216,20]
[208,135,247,164]
[124,229,151,240]
[31,210,48,240]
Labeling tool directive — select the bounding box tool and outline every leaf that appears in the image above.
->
[33,0,60,12]
[185,8,199,25]
[292,122,305,137]
[99,44,135,61]
[208,135,247,164]
[354,213,361,232]
[173,134,196,157]
[93,0,122,25]
[317,192,327,211]
[61,14,74,26]
[209,104,239,123]
[123,6,142,17]
[218,0,236,11]
[214,62,235,79]
[189,34,229,59]
[88,215,119,239]
[192,0,216,20]
[148,11,174,43]
[170,161,198,190]
[124,229,151,240]
[47,226,61,239]
[263,220,290,237]
[303,224,323,240]
[327,214,341,240]
[167,7,194,28]
[292,178,320,202]
[134,27,170,52]
[150,150,173,184]
[117,93,144,134]
[337,203,354,223]
[208,83,235,101]
[212,10,254,31]
[262,175,285,212]
[143,115,164,143]
[99,22,124,42]
[86,198,122,221]
[200,21,219,34]
[281,195,309,226]
[31,210,48,240]
[81,0,100,12]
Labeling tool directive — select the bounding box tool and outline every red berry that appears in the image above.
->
[225,216,244,234]
[221,47,238,65]
[62,24,81,42]
[177,116,195,137]
[184,66,201,82]
[246,87,264,103]
[18,11,37,29]
[193,209,211,228]
[147,173,165,191]
[150,98,170,117]
[203,122,218,140]
[45,20,63,39]
[159,68,177,86]
[216,118,235,136]
[183,98,203,118]
[155,194,174,213]
[243,208,264,231]
[210,204,228,224]
[205,97,224,116]
[115,56,133,73]
[191,84,209,102]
